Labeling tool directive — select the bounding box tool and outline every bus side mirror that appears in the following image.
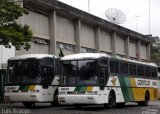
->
[99,79,105,90]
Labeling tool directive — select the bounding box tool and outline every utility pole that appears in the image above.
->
[149,0,150,34]
[135,15,140,32]
[88,0,90,13]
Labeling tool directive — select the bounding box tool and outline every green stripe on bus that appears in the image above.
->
[79,86,87,92]
[124,77,134,101]
[19,86,29,91]
[118,77,130,102]
[74,86,87,92]
[74,86,82,92]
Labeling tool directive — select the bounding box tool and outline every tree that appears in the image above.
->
[150,36,160,66]
[0,0,32,50]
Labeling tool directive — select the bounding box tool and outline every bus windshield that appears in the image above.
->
[7,59,41,85]
[61,60,98,86]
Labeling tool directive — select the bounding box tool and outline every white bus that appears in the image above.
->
[4,54,62,108]
[158,67,160,99]
[58,53,158,108]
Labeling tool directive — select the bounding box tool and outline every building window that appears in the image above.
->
[57,42,75,51]
[33,38,48,45]
[130,57,137,61]
[81,47,95,53]
[141,59,147,62]
[116,54,124,58]
[100,51,111,55]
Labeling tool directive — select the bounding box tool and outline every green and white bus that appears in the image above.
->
[4,54,62,108]
[58,53,158,108]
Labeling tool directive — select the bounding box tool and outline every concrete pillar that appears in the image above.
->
[95,26,100,53]
[125,36,129,59]
[111,32,116,56]
[49,11,56,55]
[136,40,141,61]
[146,43,151,62]
[75,19,81,53]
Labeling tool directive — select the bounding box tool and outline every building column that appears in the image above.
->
[95,26,100,53]
[136,40,141,61]
[49,10,56,55]
[111,32,116,56]
[125,36,129,59]
[146,43,150,62]
[75,19,81,53]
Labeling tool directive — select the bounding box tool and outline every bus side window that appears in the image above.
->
[120,62,128,75]
[151,67,157,78]
[137,65,144,76]
[110,60,119,74]
[144,66,150,77]
[129,64,136,75]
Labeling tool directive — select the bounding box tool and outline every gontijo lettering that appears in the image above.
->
[137,80,150,86]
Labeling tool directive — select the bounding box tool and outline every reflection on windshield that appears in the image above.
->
[77,60,97,85]
[61,60,98,86]
[7,59,41,84]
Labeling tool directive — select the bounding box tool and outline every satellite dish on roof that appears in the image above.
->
[105,8,126,24]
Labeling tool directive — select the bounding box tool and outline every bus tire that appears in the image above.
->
[23,102,35,108]
[105,90,116,109]
[138,91,150,106]
[51,90,59,107]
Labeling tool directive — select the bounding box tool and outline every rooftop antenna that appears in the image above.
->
[105,8,126,24]
[134,15,140,32]
[88,0,90,13]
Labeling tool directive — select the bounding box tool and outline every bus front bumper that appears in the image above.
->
[58,94,103,105]
[4,92,45,102]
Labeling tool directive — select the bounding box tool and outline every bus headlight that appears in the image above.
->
[30,89,39,93]
[87,91,97,95]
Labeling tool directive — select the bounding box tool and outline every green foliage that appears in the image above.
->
[0,0,32,50]
[150,36,160,65]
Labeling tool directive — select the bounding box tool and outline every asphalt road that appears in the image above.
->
[0,101,160,114]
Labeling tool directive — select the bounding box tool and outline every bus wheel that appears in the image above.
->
[138,91,150,106]
[51,90,59,107]
[23,102,35,108]
[105,91,116,109]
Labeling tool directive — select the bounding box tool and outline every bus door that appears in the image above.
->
[99,65,108,90]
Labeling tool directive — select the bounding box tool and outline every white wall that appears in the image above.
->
[0,45,15,69]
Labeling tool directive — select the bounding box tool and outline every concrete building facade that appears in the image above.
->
[16,0,151,62]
